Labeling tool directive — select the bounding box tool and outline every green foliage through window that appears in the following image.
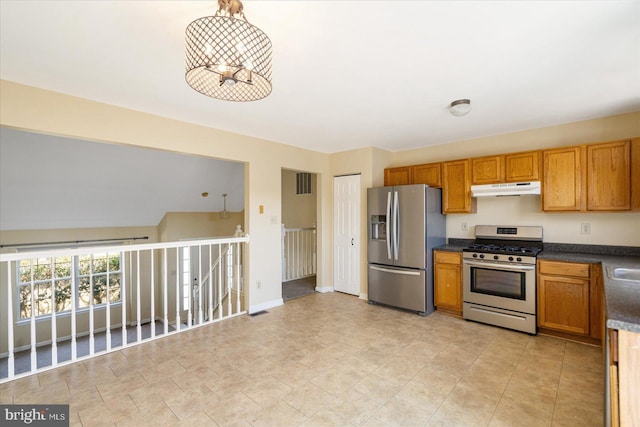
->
[18,253,122,319]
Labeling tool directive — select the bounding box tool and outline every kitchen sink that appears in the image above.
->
[606,267,640,282]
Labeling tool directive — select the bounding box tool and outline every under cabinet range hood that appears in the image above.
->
[471,181,541,197]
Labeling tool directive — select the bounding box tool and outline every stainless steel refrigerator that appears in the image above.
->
[367,184,445,315]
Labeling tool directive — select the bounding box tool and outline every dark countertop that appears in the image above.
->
[434,238,472,253]
[436,240,640,333]
[434,244,466,253]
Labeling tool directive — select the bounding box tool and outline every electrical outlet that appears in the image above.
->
[580,223,591,234]
[256,280,261,289]
[461,222,468,232]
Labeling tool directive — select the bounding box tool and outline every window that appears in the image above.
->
[18,252,122,319]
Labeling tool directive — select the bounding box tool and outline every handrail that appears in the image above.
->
[0,235,249,262]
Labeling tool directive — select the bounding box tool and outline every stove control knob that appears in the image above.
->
[479,254,485,259]
[517,257,522,262]
[508,256,514,261]
[472,253,478,258]
[493,255,499,260]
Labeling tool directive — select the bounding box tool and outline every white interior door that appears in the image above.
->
[333,174,361,296]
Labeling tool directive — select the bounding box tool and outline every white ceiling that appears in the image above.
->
[0,128,245,231]
[1,1,638,154]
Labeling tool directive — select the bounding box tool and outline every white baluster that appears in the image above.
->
[150,249,155,338]
[29,259,36,373]
[175,248,180,331]
[208,244,213,322]
[136,251,141,342]
[50,257,58,366]
[89,254,95,356]
[227,244,231,316]
[7,264,15,379]
[121,251,128,347]
[187,249,192,328]
[106,253,111,352]
[236,242,240,314]
[218,244,223,320]
[163,248,168,335]
[198,245,203,325]
[71,257,77,360]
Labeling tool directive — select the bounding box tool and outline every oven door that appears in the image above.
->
[462,259,536,315]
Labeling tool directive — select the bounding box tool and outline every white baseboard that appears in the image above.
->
[249,298,283,314]
[315,286,334,293]
[359,293,368,300]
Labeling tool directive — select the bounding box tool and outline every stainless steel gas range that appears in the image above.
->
[462,225,543,334]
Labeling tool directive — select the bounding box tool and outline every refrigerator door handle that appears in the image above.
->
[369,265,421,276]
[393,191,399,260]
[386,191,392,260]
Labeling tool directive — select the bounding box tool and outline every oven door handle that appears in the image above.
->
[463,260,535,272]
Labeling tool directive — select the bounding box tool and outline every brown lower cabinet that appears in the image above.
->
[433,251,462,315]
[537,259,603,345]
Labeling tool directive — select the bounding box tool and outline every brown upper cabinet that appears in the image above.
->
[543,140,634,212]
[384,166,411,186]
[442,159,476,214]
[542,146,585,211]
[413,162,442,188]
[505,150,541,182]
[472,151,541,185]
[587,140,631,211]
[471,155,505,184]
[383,137,637,214]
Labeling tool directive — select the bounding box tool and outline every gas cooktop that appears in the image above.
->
[462,225,544,259]
[465,243,542,256]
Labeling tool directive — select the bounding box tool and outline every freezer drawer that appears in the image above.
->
[368,264,431,315]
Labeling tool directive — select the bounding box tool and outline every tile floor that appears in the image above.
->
[0,292,604,426]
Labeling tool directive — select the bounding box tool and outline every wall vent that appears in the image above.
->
[296,172,312,195]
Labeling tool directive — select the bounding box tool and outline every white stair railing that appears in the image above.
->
[281,225,317,282]
[0,232,248,383]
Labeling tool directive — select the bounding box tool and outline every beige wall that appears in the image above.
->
[446,197,640,246]
[281,170,316,229]
[379,112,640,246]
[0,80,333,314]
[329,147,379,298]
[158,211,245,242]
[390,112,640,165]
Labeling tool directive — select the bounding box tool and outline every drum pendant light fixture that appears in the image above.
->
[185,0,272,101]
